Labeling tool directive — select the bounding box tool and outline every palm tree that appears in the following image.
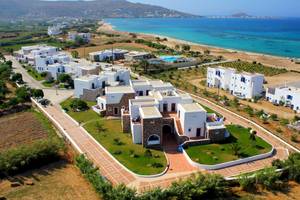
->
[231,143,241,156]
[140,60,150,74]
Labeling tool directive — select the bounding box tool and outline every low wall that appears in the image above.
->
[183,147,275,170]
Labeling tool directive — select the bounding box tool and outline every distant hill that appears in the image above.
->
[0,0,197,20]
[230,12,252,18]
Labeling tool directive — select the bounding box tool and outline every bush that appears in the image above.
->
[255,167,284,190]
[144,149,153,158]
[0,139,63,176]
[11,73,23,83]
[69,98,89,111]
[239,174,256,191]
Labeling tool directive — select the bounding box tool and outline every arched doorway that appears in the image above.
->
[162,125,177,147]
[147,134,160,146]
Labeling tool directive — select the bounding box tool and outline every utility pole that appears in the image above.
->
[111,45,114,65]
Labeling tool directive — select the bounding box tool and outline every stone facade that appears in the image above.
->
[81,67,100,77]
[121,111,131,133]
[142,118,163,148]
[106,93,135,117]
[80,88,105,102]
[208,128,227,142]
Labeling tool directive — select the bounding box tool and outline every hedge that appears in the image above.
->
[75,155,229,200]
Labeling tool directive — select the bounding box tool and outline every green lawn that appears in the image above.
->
[186,125,272,165]
[60,99,167,175]
[60,99,98,124]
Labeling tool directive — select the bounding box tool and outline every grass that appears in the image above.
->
[42,81,55,88]
[186,125,272,165]
[60,98,99,124]
[22,65,44,81]
[60,98,167,175]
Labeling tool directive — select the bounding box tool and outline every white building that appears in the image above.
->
[124,51,152,61]
[125,88,227,148]
[266,82,300,113]
[207,66,264,99]
[48,25,62,36]
[68,32,91,43]
[130,80,174,96]
[15,45,59,64]
[89,49,129,62]
[74,66,130,101]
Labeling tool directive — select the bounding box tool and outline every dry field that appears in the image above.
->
[0,161,100,200]
[0,111,50,151]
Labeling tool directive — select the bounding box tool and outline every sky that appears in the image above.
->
[128,0,300,17]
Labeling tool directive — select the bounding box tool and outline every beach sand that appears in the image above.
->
[98,22,300,72]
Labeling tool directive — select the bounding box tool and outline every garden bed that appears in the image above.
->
[185,125,272,165]
[61,98,167,175]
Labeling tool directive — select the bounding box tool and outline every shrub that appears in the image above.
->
[291,134,299,143]
[69,98,89,111]
[239,174,256,191]
[0,139,63,176]
[11,73,23,83]
[151,162,163,168]
[255,167,284,190]
[144,149,153,158]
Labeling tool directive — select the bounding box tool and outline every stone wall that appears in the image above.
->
[208,128,227,142]
[142,117,163,148]
[106,93,135,117]
[80,88,104,102]
[121,112,131,133]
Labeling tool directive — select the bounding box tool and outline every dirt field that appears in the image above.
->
[0,111,50,151]
[265,72,300,87]
[0,161,100,200]
[234,182,300,200]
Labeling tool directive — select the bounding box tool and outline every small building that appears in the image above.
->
[15,45,59,65]
[266,81,300,113]
[207,66,264,99]
[48,25,62,36]
[74,66,130,101]
[97,86,135,117]
[68,32,91,43]
[89,49,129,62]
[130,80,174,97]
[124,51,152,61]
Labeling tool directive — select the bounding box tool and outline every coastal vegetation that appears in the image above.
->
[220,60,288,76]
[185,125,272,165]
[75,152,300,200]
[61,98,167,175]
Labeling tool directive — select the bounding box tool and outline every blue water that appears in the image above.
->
[106,18,300,58]
[160,55,181,63]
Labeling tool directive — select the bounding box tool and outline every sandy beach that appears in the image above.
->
[99,22,300,72]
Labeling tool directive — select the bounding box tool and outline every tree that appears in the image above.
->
[140,60,150,74]
[204,49,211,55]
[71,50,79,58]
[11,73,23,83]
[70,99,88,111]
[175,44,180,51]
[182,44,191,51]
[58,73,72,83]
[231,143,241,156]
[0,52,5,62]
[15,86,31,103]
[0,80,8,100]
[32,89,44,99]
[249,130,257,141]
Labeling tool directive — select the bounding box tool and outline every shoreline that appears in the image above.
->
[99,21,300,72]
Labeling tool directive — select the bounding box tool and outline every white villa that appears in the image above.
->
[122,88,228,148]
[48,25,62,36]
[207,66,264,99]
[14,45,59,65]
[74,66,130,101]
[68,31,91,43]
[89,49,129,62]
[124,51,152,61]
[266,81,300,113]
[130,80,174,97]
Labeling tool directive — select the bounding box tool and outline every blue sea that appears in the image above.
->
[106,18,300,58]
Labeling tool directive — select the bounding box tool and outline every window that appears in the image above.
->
[287,95,293,100]
[188,128,191,132]
[163,103,168,112]
[139,91,143,96]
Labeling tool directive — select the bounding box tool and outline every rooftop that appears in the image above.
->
[106,86,135,94]
[179,103,206,113]
[140,106,162,119]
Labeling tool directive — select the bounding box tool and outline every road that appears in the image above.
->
[7,56,294,191]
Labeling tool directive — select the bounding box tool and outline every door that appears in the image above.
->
[163,103,168,112]
[196,128,201,137]
[171,103,176,112]
[114,107,119,115]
